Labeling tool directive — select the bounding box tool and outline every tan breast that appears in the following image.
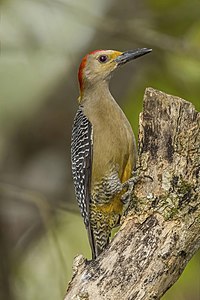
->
[83,91,137,189]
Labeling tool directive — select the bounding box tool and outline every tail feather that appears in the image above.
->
[87,225,110,259]
[87,225,97,259]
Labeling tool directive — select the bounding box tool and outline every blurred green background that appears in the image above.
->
[0,0,199,299]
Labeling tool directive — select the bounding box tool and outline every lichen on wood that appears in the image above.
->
[64,88,200,300]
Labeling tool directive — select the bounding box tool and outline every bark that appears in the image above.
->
[64,88,200,300]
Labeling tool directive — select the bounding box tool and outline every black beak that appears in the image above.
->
[115,48,152,65]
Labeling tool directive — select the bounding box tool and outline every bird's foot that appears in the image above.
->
[121,170,138,205]
[121,170,153,205]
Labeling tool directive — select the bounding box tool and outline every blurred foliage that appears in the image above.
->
[0,0,199,299]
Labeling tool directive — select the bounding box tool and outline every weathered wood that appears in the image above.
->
[64,88,200,300]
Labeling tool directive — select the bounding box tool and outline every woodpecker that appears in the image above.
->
[71,48,152,259]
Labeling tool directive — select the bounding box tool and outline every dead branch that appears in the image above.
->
[64,88,200,300]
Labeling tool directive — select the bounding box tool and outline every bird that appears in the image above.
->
[71,48,152,259]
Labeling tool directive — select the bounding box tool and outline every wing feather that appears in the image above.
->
[71,107,95,257]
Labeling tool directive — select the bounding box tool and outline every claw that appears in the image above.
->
[121,174,138,204]
[121,192,132,204]
[121,172,153,205]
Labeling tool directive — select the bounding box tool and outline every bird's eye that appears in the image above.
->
[98,55,108,63]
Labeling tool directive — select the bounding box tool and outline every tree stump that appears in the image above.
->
[64,88,200,300]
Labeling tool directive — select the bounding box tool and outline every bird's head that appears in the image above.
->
[78,48,152,98]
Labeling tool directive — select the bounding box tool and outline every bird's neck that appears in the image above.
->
[79,80,112,105]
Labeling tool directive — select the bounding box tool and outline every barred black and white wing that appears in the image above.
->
[71,106,93,227]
